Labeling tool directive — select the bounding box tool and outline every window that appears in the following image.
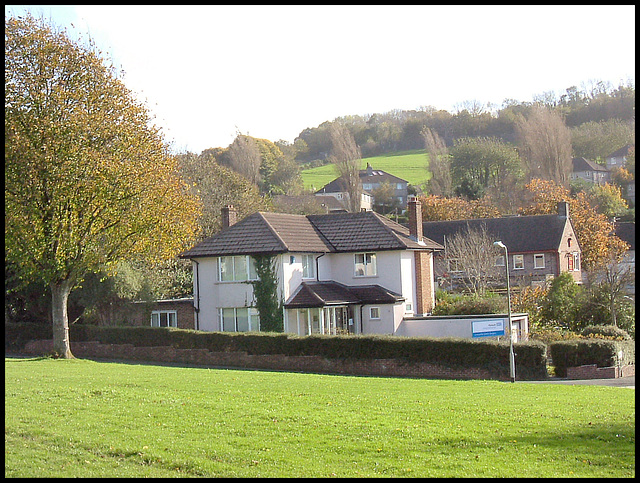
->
[363,183,373,191]
[370,307,380,319]
[447,259,463,272]
[568,252,580,271]
[219,307,260,332]
[397,183,403,190]
[534,254,545,269]
[354,252,377,277]
[302,254,315,279]
[513,254,524,270]
[218,256,257,282]
[495,255,505,267]
[151,310,177,328]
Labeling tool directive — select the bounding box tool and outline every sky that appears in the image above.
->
[5,5,636,154]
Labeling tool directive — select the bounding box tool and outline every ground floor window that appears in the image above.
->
[219,307,260,332]
[151,310,177,328]
[289,306,353,335]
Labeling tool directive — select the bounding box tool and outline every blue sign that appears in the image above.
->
[472,319,505,338]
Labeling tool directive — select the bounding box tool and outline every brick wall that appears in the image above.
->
[22,339,503,381]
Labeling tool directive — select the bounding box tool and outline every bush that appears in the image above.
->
[433,291,507,316]
[9,323,548,380]
[549,339,635,377]
[580,325,632,340]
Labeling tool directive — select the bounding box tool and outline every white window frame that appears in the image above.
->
[151,310,177,328]
[513,254,524,270]
[219,307,260,332]
[447,258,463,273]
[533,254,545,269]
[369,307,380,320]
[495,255,505,267]
[218,255,258,282]
[354,252,377,277]
[302,254,316,279]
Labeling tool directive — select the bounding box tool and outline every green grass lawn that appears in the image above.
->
[301,150,431,191]
[5,357,635,478]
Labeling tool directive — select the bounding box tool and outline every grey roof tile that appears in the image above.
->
[180,210,442,259]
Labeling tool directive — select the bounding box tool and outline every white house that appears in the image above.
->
[179,200,443,335]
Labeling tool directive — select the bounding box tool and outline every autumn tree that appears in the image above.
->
[422,127,452,196]
[5,15,200,358]
[329,122,363,212]
[418,195,500,221]
[515,105,573,186]
[226,133,262,186]
[176,151,271,239]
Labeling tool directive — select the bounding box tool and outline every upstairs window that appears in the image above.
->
[218,256,258,282]
[355,252,377,277]
[302,254,315,279]
[534,254,545,269]
[513,254,524,270]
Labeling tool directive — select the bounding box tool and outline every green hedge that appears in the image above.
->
[6,323,548,380]
[549,339,636,377]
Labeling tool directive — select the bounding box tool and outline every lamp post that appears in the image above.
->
[494,241,515,383]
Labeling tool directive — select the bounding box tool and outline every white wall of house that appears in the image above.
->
[193,249,425,334]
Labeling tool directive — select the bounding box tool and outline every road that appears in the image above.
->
[519,375,634,388]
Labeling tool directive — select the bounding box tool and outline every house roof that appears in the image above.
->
[419,213,572,254]
[615,222,635,250]
[315,166,407,194]
[572,157,608,172]
[606,144,634,159]
[284,281,405,308]
[180,210,443,259]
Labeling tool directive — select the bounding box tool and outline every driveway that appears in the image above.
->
[520,375,634,388]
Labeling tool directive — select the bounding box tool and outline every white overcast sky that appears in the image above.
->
[5,5,636,154]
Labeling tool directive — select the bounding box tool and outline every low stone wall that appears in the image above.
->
[22,339,501,380]
[566,363,635,380]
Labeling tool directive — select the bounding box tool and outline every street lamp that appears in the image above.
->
[493,241,516,383]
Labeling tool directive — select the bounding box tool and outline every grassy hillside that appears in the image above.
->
[301,149,431,191]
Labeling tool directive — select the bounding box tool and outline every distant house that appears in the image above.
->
[605,144,634,170]
[315,164,409,211]
[418,202,583,289]
[179,201,442,335]
[614,221,635,295]
[571,157,610,185]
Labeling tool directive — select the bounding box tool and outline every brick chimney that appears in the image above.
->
[557,201,569,218]
[408,196,423,242]
[221,205,237,229]
[407,197,434,315]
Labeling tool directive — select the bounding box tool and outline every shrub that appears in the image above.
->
[433,291,507,315]
[549,339,635,377]
[580,325,632,340]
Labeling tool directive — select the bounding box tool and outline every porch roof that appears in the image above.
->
[284,281,404,308]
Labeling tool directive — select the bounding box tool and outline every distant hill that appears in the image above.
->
[301,149,431,191]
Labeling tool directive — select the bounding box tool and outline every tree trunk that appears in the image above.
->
[51,279,74,358]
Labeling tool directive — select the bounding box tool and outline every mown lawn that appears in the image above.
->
[301,149,431,191]
[5,357,635,478]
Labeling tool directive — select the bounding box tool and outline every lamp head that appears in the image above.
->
[493,241,506,249]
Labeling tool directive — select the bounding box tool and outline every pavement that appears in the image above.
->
[519,375,634,388]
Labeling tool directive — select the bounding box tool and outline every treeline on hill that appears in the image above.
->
[289,82,635,162]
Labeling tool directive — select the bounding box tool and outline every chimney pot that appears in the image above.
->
[221,205,237,229]
[557,201,569,218]
[408,197,423,242]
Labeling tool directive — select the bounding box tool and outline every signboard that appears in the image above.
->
[472,319,505,338]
